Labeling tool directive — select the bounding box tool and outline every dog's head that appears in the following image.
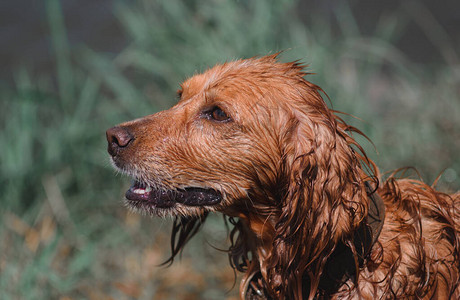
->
[107,54,371,221]
[107,55,298,216]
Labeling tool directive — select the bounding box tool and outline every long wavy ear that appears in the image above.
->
[265,82,373,299]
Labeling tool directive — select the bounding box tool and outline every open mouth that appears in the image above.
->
[125,180,222,209]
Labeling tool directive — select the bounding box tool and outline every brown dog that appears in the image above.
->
[107,55,460,299]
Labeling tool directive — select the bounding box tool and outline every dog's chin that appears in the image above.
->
[124,180,222,217]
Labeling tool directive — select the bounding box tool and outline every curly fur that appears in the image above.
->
[108,54,460,299]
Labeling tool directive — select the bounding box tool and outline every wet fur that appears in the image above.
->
[110,55,460,299]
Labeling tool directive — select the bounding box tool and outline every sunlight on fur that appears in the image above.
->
[107,54,460,299]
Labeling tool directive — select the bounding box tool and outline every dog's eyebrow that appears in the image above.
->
[204,89,218,104]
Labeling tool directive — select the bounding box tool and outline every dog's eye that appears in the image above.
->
[212,107,229,121]
[205,106,231,122]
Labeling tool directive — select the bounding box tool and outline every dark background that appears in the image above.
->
[1,0,459,80]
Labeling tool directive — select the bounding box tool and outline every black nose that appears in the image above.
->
[106,126,134,156]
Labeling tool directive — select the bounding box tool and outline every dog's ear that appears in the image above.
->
[265,85,371,299]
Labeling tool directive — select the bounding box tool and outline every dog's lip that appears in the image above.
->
[125,180,222,208]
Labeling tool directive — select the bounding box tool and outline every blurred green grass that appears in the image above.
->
[0,0,459,299]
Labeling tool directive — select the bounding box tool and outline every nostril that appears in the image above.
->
[106,126,134,156]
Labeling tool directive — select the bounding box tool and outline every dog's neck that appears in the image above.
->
[242,183,386,299]
[316,183,386,296]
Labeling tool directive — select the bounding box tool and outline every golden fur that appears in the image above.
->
[107,55,460,299]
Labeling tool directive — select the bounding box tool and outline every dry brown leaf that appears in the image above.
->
[114,281,142,298]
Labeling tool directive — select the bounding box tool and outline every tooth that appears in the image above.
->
[134,189,145,194]
[145,186,152,193]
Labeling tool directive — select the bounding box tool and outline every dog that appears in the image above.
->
[106,54,460,299]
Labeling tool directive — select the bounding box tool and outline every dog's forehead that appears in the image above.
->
[180,59,287,102]
[181,61,245,95]
[178,58,313,113]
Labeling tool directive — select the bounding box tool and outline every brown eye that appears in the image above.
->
[205,106,231,122]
